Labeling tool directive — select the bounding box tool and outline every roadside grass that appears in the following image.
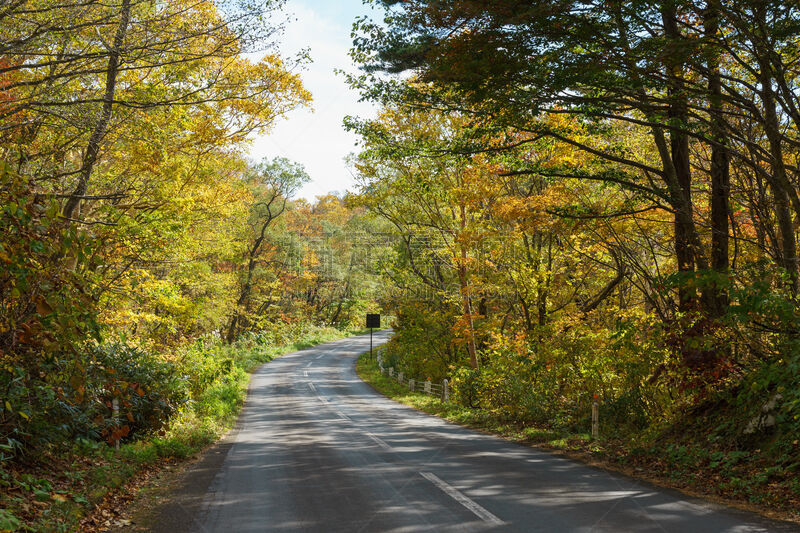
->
[356,353,590,451]
[1,328,364,532]
[356,353,800,525]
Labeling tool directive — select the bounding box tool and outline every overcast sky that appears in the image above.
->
[249,0,380,201]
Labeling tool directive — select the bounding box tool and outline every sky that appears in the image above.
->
[249,0,381,201]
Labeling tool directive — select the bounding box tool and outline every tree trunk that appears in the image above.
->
[754,36,798,294]
[226,258,255,344]
[62,0,131,221]
[458,205,479,369]
[227,223,268,343]
[459,270,479,369]
[705,0,730,317]
[663,5,696,313]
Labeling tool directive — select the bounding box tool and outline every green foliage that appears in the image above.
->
[84,343,188,444]
[449,366,482,409]
[381,302,460,381]
[0,508,22,531]
[1,341,187,456]
[0,167,102,455]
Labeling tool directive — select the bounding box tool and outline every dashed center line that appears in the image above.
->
[420,472,504,525]
[366,432,392,451]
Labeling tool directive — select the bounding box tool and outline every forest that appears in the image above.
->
[0,0,390,528]
[348,0,800,516]
[2,0,800,529]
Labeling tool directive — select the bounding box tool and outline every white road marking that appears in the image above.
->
[366,432,392,451]
[336,411,351,421]
[305,362,313,367]
[303,371,308,377]
[316,353,325,359]
[420,472,504,525]
[306,381,329,404]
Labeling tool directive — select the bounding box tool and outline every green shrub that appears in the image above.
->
[451,366,482,409]
[82,343,188,444]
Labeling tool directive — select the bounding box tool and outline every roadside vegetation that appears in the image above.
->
[2,326,366,531]
[344,0,800,523]
[357,353,800,524]
[0,1,387,530]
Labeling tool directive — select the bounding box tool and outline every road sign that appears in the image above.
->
[366,313,380,328]
[366,314,380,359]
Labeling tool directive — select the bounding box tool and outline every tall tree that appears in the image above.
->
[226,157,309,343]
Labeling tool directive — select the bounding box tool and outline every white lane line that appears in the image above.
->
[336,411,351,421]
[316,353,325,359]
[366,432,392,451]
[306,381,328,403]
[419,472,504,525]
[305,362,313,368]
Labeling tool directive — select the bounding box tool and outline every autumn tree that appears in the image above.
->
[350,0,800,373]
[0,0,311,455]
[226,157,309,343]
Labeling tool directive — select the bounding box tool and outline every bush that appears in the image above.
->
[451,366,482,409]
[82,343,188,444]
[0,341,188,458]
[0,167,102,457]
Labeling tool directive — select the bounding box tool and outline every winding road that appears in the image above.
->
[152,332,797,532]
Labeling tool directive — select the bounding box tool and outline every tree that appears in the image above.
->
[350,0,800,372]
[226,157,309,343]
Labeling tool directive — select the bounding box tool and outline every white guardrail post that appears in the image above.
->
[112,397,120,450]
[380,364,451,404]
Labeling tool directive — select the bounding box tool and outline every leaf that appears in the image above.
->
[34,297,53,316]
[69,374,84,390]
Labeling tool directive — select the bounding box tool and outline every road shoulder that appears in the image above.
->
[355,353,800,528]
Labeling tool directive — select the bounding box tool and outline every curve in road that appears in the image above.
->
[154,332,798,532]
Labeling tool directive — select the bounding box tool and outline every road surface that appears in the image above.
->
[155,332,797,532]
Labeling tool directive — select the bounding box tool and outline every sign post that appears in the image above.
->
[366,313,380,359]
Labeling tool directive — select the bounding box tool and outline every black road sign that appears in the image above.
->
[366,313,380,329]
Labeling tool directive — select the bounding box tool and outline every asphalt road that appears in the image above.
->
[161,332,797,532]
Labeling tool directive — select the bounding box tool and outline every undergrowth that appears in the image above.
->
[0,326,359,532]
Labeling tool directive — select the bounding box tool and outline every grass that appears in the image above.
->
[356,353,800,525]
[1,326,365,532]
